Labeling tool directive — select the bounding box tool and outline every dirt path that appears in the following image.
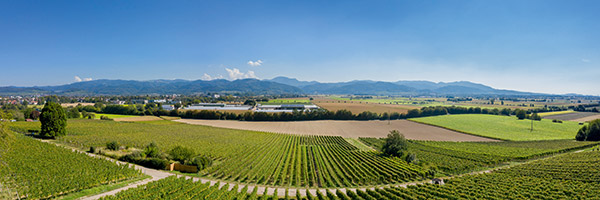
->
[175,119,497,142]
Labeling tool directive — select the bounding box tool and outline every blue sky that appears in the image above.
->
[0,0,598,95]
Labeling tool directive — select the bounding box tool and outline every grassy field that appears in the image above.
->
[311,97,416,114]
[410,114,583,141]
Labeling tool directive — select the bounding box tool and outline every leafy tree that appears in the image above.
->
[169,145,195,163]
[144,142,160,158]
[515,109,526,120]
[40,102,67,138]
[576,119,600,141]
[67,108,81,118]
[381,130,408,157]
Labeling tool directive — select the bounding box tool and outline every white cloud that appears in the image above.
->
[225,68,258,80]
[74,76,93,82]
[201,73,224,81]
[247,59,263,67]
[581,58,591,63]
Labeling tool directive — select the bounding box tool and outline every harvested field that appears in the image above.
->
[175,119,497,141]
[570,114,600,122]
[313,102,415,114]
[543,112,600,122]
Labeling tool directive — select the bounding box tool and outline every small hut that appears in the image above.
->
[431,178,445,185]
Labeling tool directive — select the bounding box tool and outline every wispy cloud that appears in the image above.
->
[74,76,92,82]
[581,58,591,63]
[247,59,263,67]
[225,68,258,80]
[200,73,224,81]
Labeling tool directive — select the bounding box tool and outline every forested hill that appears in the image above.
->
[0,77,549,96]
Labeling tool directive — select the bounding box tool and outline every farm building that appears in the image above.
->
[255,104,320,112]
[161,105,175,111]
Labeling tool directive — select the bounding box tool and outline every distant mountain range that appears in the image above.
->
[0,76,554,96]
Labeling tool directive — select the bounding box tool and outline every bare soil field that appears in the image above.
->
[175,119,497,141]
[543,112,600,122]
[113,116,163,122]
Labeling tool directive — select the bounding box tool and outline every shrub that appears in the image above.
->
[89,146,96,153]
[100,115,113,120]
[405,153,418,164]
[138,158,169,170]
[190,155,212,170]
[530,113,541,121]
[169,145,195,163]
[106,141,120,151]
[119,151,146,163]
[144,142,160,158]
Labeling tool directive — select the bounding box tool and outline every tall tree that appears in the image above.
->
[40,102,67,138]
[381,130,408,157]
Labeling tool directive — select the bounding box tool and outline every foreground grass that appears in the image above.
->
[410,114,582,141]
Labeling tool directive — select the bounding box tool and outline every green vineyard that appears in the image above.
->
[360,138,599,174]
[0,131,143,199]
[206,134,425,187]
[10,120,427,187]
[100,150,600,199]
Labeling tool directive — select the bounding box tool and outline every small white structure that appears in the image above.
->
[162,105,175,111]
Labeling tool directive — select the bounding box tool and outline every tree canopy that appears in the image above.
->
[40,101,67,138]
[515,109,527,120]
[576,119,600,141]
[381,130,408,157]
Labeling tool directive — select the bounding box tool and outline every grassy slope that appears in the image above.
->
[410,114,582,141]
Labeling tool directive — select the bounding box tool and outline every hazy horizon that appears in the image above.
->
[1,0,598,95]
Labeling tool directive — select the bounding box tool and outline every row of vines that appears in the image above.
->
[0,131,142,199]
[101,150,600,199]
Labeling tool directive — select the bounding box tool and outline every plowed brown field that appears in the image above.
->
[175,119,497,141]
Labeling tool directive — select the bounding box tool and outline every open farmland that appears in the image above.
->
[176,119,497,141]
[94,113,163,122]
[311,97,416,114]
[542,111,600,122]
[410,114,582,141]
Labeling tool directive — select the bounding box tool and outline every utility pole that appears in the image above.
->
[388,110,391,125]
[530,113,534,132]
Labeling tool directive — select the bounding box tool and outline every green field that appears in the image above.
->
[410,114,583,141]
[10,119,426,188]
[0,130,142,199]
[261,98,313,105]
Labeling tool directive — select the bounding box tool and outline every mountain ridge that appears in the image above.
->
[0,77,570,96]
